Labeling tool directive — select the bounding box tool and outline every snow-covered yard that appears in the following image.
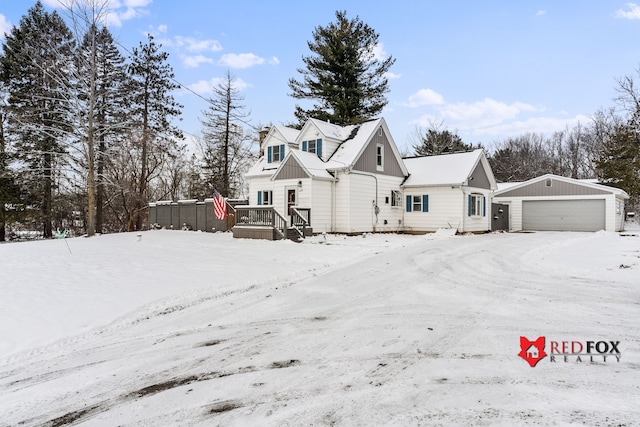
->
[0,227,639,426]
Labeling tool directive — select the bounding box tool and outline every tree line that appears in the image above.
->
[0,1,253,240]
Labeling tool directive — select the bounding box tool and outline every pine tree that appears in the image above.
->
[126,34,183,231]
[1,1,75,238]
[412,121,477,156]
[288,10,395,126]
[198,70,254,198]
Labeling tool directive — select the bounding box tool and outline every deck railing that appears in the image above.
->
[235,206,287,239]
[290,207,311,239]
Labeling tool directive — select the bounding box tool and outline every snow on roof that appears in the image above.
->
[289,150,335,180]
[275,125,301,143]
[494,173,630,198]
[307,118,356,141]
[246,156,277,178]
[402,149,484,187]
[326,119,382,168]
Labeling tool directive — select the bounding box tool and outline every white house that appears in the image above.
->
[493,174,629,232]
[237,118,496,239]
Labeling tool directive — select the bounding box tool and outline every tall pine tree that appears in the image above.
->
[289,10,395,126]
[1,1,75,238]
[126,34,183,231]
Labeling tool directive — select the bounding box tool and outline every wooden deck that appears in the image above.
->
[232,206,311,241]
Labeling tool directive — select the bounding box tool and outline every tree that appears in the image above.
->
[594,70,640,208]
[289,10,395,126]
[411,120,478,156]
[126,34,183,231]
[1,1,75,238]
[198,70,254,198]
[0,97,23,241]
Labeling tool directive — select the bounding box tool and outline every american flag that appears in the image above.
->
[213,190,227,220]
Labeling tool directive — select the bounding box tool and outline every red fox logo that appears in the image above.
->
[518,336,547,367]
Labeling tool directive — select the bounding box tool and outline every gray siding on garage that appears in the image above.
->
[499,178,609,197]
[522,199,606,231]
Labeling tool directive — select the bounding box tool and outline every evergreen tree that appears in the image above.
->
[595,120,640,207]
[288,10,395,126]
[1,1,75,238]
[198,70,254,198]
[126,34,183,231]
[411,121,477,156]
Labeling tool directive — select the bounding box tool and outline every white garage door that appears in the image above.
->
[522,200,606,231]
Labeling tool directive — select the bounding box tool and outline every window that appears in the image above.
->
[391,190,402,208]
[302,139,322,157]
[468,194,486,216]
[376,143,384,171]
[545,178,552,187]
[405,194,429,212]
[257,190,273,205]
[267,144,285,163]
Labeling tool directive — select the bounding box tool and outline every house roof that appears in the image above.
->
[277,150,336,180]
[494,173,630,199]
[402,149,493,187]
[246,156,277,178]
[327,119,381,167]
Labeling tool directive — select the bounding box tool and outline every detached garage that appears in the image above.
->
[493,174,629,232]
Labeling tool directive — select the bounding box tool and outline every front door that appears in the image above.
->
[286,188,297,218]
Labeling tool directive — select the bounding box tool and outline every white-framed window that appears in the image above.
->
[258,190,273,205]
[302,139,322,157]
[405,194,429,212]
[468,193,485,216]
[267,144,285,163]
[376,143,384,171]
[391,190,402,208]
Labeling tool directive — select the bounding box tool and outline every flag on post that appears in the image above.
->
[213,190,227,220]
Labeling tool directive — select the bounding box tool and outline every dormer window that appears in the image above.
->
[302,139,323,157]
[267,144,285,163]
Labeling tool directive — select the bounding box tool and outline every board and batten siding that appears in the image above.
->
[352,129,405,177]
[402,187,464,232]
[273,155,310,180]
[468,161,492,189]
[497,178,609,198]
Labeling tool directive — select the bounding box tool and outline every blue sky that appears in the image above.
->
[2,1,640,153]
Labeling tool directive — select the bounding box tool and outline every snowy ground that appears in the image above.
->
[0,226,639,426]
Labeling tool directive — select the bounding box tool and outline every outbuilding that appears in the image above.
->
[493,174,629,232]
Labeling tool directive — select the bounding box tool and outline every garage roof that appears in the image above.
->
[494,174,629,199]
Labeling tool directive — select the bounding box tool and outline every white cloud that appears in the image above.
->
[217,53,278,69]
[187,77,250,95]
[173,36,222,52]
[385,72,402,80]
[404,89,445,107]
[616,3,640,19]
[156,24,168,33]
[372,43,389,61]
[0,14,11,39]
[182,55,214,69]
[437,98,540,128]
[536,10,547,16]
[472,114,591,137]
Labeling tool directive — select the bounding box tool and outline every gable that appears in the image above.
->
[468,159,491,189]
[352,128,405,177]
[273,155,310,180]
[497,177,610,197]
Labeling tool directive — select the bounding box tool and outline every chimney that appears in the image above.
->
[258,127,270,157]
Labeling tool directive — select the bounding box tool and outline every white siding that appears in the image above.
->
[298,127,340,162]
[462,188,492,232]
[403,187,464,232]
[374,175,405,232]
[616,198,625,231]
[310,180,333,233]
[248,177,273,205]
[333,172,351,232]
